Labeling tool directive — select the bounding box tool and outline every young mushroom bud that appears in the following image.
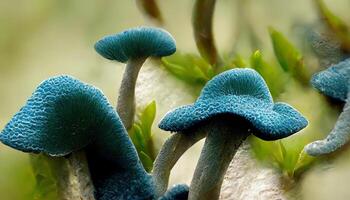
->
[158,68,308,200]
[305,59,350,156]
[0,76,153,200]
[95,26,176,129]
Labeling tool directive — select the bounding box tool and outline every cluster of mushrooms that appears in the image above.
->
[0,26,348,200]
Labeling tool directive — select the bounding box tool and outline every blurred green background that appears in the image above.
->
[1,0,350,199]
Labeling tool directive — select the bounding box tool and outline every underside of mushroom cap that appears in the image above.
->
[0,76,138,165]
[311,58,350,101]
[94,26,176,63]
[159,69,308,140]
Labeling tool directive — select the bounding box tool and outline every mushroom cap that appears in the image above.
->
[159,68,308,140]
[94,26,176,63]
[159,184,189,200]
[311,58,350,101]
[0,76,137,164]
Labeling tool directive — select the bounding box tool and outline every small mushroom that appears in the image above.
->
[0,76,153,200]
[158,68,308,200]
[305,59,350,156]
[95,26,176,129]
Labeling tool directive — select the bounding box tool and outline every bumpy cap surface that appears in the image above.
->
[159,184,189,200]
[311,58,350,101]
[94,26,176,63]
[0,76,138,165]
[159,68,308,140]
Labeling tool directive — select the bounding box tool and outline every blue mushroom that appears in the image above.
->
[95,26,176,129]
[157,68,308,200]
[305,59,350,156]
[0,76,154,200]
[159,184,189,200]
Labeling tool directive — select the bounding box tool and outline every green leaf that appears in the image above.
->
[128,101,158,171]
[139,151,154,172]
[269,27,309,85]
[129,123,146,151]
[162,52,214,86]
[139,100,156,141]
[225,53,248,69]
[314,0,350,51]
[30,154,61,200]
[249,50,287,97]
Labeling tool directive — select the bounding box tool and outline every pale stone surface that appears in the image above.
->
[220,142,286,200]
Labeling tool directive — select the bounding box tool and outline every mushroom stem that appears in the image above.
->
[66,151,95,200]
[192,0,223,70]
[32,152,95,200]
[305,97,350,156]
[189,119,248,200]
[117,57,147,129]
[152,131,206,198]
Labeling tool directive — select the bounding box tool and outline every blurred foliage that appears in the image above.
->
[314,0,350,52]
[249,50,287,97]
[136,0,163,25]
[30,154,61,200]
[269,27,310,85]
[162,52,215,87]
[129,100,157,172]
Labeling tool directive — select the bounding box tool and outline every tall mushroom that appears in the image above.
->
[158,68,308,200]
[94,26,176,129]
[0,76,154,200]
[305,59,350,156]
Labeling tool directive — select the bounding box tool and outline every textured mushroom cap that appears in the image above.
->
[94,26,176,63]
[159,69,308,140]
[311,58,350,101]
[0,76,137,165]
[159,184,189,200]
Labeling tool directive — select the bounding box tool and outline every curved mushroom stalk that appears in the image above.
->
[94,27,176,130]
[152,130,206,198]
[188,118,249,200]
[117,57,146,129]
[305,99,350,156]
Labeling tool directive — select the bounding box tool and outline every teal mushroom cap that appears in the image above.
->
[0,75,138,165]
[94,26,176,63]
[94,26,177,130]
[0,75,110,156]
[159,68,308,140]
[305,59,350,156]
[311,58,350,102]
[0,75,155,199]
[159,68,307,200]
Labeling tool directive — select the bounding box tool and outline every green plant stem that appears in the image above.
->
[152,131,206,198]
[117,57,147,130]
[305,95,350,156]
[188,120,248,200]
[192,0,223,70]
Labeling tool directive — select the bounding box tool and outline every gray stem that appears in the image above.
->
[117,57,147,130]
[152,131,206,198]
[189,120,248,200]
[305,98,350,156]
[66,151,95,200]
